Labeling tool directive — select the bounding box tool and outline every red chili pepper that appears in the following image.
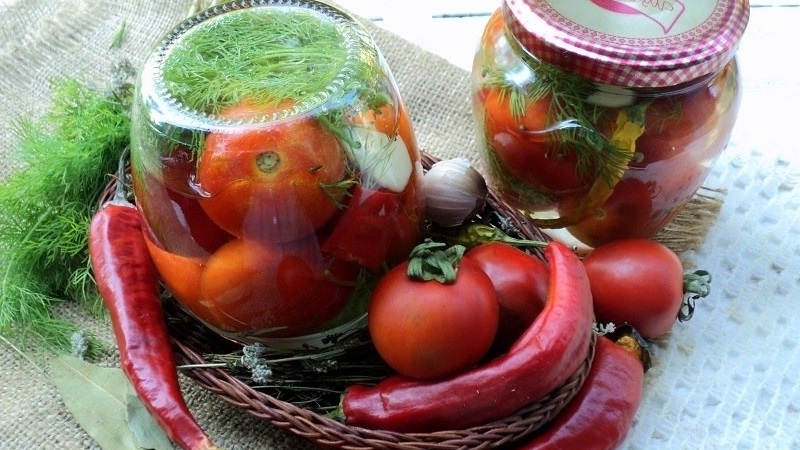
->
[89,159,219,450]
[510,334,647,450]
[341,240,594,432]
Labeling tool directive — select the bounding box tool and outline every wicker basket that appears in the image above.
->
[117,152,596,450]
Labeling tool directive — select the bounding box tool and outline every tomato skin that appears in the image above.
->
[582,238,684,339]
[368,258,499,380]
[565,177,655,248]
[197,100,347,242]
[199,237,358,337]
[464,242,549,350]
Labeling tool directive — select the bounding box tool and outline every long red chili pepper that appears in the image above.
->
[342,240,594,432]
[510,334,647,450]
[89,157,219,450]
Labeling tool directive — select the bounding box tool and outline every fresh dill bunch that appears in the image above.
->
[0,77,132,354]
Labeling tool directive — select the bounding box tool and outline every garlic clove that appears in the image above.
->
[423,157,488,228]
[343,127,413,193]
[585,85,636,108]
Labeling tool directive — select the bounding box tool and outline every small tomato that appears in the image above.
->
[199,237,358,337]
[464,242,549,350]
[322,185,422,273]
[582,238,684,339]
[565,177,655,248]
[481,87,592,195]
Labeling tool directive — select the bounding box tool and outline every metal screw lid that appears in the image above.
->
[502,0,750,88]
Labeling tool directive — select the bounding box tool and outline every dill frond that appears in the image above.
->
[0,78,131,353]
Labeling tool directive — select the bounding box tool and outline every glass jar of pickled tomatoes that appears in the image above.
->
[130,0,424,348]
[471,0,749,250]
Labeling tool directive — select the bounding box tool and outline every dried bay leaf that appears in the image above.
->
[126,392,174,449]
[50,355,172,450]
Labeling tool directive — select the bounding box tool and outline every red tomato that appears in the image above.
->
[368,258,499,380]
[481,87,591,195]
[133,169,232,257]
[635,78,721,164]
[464,242,549,350]
[200,237,358,337]
[565,177,655,248]
[582,238,684,339]
[197,99,347,242]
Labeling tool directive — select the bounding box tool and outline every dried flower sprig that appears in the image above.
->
[179,332,392,412]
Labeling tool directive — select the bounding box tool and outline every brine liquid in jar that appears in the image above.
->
[471,0,749,250]
[130,0,425,347]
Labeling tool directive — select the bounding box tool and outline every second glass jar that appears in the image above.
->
[471,1,749,250]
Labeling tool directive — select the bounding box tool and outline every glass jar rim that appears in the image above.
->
[138,0,369,132]
[502,0,749,89]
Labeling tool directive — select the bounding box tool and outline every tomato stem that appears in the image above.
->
[679,269,712,322]
[406,239,465,284]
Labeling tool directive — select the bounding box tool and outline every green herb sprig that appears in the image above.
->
[480,54,635,189]
[162,8,351,115]
[0,69,133,354]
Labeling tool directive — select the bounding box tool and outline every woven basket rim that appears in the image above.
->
[111,151,595,449]
[171,325,595,450]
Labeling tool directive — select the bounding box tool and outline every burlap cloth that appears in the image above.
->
[1,1,798,449]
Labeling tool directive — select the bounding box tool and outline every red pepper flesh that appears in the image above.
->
[342,241,594,432]
[322,185,417,273]
[89,200,219,450]
[511,335,645,450]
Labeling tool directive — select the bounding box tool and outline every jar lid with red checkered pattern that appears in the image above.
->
[502,0,749,88]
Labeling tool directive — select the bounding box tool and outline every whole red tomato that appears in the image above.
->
[199,236,358,337]
[582,238,684,339]
[464,242,549,350]
[564,177,655,248]
[197,99,347,242]
[368,255,499,380]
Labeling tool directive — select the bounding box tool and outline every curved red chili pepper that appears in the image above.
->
[342,241,594,432]
[511,335,645,450]
[89,187,219,450]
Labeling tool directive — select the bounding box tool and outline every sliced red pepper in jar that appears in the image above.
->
[322,185,420,273]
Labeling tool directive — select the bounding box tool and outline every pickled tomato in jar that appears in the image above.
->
[130,1,424,345]
[471,0,749,249]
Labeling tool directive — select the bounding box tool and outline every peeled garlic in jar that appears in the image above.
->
[423,157,488,227]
